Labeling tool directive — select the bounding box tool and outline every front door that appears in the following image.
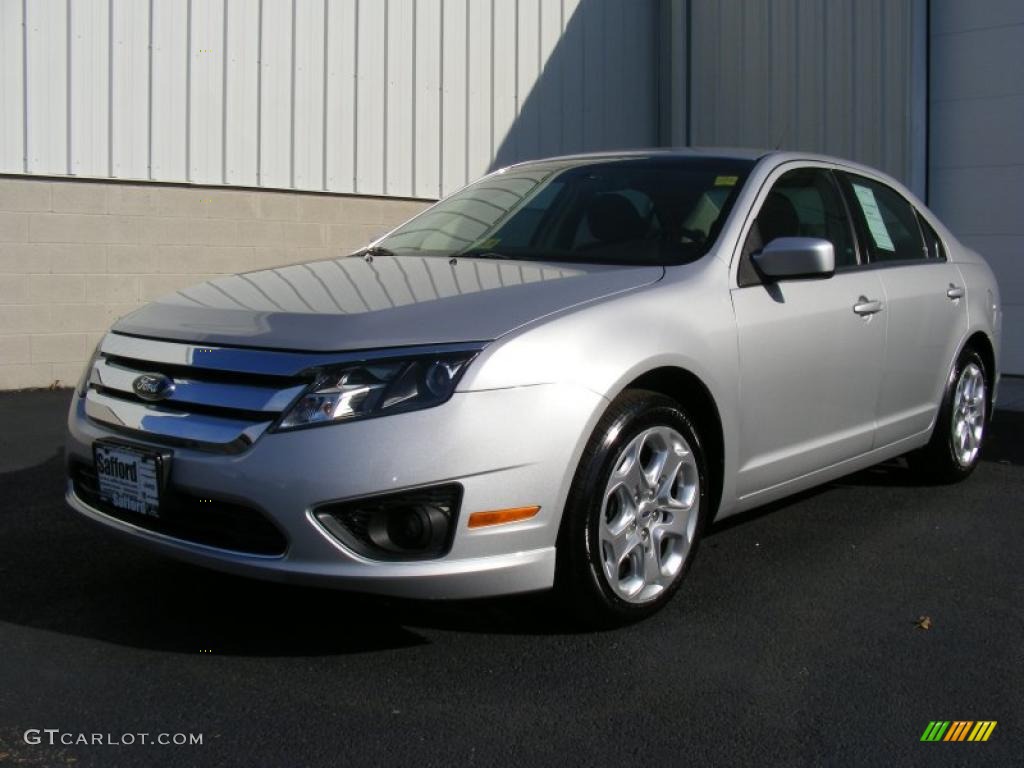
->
[731,167,887,498]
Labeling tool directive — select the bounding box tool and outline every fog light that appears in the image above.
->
[368,504,448,553]
[314,484,461,561]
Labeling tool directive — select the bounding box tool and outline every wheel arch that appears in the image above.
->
[962,330,997,416]
[620,366,725,520]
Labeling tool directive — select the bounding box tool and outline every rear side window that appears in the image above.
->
[917,213,947,261]
[840,173,926,263]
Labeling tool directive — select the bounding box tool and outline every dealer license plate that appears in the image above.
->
[93,442,165,517]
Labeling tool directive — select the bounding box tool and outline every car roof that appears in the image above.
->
[498,148,915,203]
[501,147,769,166]
[502,147,887,173]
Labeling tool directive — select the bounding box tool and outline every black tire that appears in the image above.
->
[908,347,989,484]
[556,390,710,627]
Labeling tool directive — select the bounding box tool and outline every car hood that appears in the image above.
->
[113,255,664,351]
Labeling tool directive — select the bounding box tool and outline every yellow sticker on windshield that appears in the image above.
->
[714,175,738,187]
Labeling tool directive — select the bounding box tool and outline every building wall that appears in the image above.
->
[929,0,1024,374]
[686,0,926,196]
[0,0,663,391]
[0,175,428,390]
[0,0,661,199]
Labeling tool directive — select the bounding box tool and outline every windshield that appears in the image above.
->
[377,156,754,265]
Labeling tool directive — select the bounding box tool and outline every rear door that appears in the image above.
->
[836,173,968,447]
[731,166,887,497]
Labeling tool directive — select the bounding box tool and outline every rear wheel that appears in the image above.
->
[557,391,709,626]
[908,347,988,483]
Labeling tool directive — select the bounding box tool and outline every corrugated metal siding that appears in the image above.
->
[929,0,1024,373]
[687,0,925,194]
[0,0,661,199]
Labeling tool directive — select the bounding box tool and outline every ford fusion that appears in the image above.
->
[66,151,1001,623]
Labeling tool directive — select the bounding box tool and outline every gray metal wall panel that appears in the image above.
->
[930,2,1024,373]
[688,0,922,193]
[0,0,661,199]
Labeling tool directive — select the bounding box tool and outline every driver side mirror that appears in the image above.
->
[753,237,835,280]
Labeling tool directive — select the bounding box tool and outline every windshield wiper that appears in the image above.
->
[352,245,396,259]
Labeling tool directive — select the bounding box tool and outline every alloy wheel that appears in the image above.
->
[598,426,701,604]
[951,361,985,467]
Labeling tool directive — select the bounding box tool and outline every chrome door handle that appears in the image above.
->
[853,297,883,316]
[946,284,965,300]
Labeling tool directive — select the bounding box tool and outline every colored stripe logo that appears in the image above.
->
[920,721,997,742]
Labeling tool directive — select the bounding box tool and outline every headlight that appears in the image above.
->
[76,343,102,397]
[275,352,477,431]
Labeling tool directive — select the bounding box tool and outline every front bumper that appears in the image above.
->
[66,383,604,599]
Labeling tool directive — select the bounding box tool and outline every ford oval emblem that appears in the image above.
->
[132,373,175,402]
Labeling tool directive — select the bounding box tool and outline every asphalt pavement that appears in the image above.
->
[0,388,1021,767]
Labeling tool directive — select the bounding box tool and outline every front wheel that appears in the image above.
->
[556,391,709,626]
[908,347,989,483]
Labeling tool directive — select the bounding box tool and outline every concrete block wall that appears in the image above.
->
[0,176,431,390]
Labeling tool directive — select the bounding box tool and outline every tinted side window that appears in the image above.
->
[738,168,855,286]
[917,213,946,261]
[840,174,926,263]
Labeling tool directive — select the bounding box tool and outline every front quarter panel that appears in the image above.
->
[459,256,742,519]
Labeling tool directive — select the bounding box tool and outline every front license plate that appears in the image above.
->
[93,442,165,517]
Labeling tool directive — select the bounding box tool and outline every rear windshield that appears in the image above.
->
[378,157,754,265]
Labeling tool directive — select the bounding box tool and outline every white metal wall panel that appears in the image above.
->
[293,0,326,190]
[70,0,110,177]
[515,0,541,163]
[0,0,25,172]
[538,0,562,159]
[385,0,414,195]
[491,0,517,168]
[25,0,67,173]
[462,0,489,183]
[355,0,386,195]
[150,0,188,180]
[324,0,356,192]
[189,0,226,183]
[1,0,661,198]
[258,0,292,188]
[413,0,441,198]
[110,0,149,178]
[224,0,259,186]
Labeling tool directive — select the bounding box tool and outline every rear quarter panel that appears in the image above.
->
[956,254,1002,384]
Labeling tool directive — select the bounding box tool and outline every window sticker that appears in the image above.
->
[852,183,895,252]
[714,175,738,187]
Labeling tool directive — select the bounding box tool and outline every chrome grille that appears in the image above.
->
[82,333,320,453]
[82,333,483,453]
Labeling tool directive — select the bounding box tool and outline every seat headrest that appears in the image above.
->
[758,192,800,243]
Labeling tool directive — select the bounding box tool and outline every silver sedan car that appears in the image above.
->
[66,150,1001,624]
